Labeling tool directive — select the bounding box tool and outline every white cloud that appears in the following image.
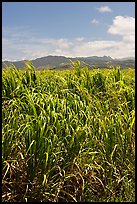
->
[49,38,73,49]
[71,40,134,59]
[108,16,135,35]
[75,37,85,42]
[97,6,112,13]
[108,16,135,42]
[91,18,99,24]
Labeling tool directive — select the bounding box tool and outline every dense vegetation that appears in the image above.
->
[2,61,135,202]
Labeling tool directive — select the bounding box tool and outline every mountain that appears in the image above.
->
[2,55,135,70]
[2,56,70,69]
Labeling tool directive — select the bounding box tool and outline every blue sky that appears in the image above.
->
[2,2,135,61]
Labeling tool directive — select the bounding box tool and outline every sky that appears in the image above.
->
[2,2,135,61]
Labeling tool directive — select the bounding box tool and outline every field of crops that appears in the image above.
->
[2,61,135,202]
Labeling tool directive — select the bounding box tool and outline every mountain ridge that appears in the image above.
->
[2,55,135,69]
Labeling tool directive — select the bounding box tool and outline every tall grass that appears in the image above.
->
[2,61,135,202]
